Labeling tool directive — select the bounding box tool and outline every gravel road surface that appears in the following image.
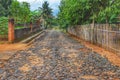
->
[0,30,120,80]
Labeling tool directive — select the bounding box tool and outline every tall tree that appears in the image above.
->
[30,10,41,23]
[0,4,5,17]
[10,0,30,25]
[97,0,120,23]
[58,0,120,29]
[10,0,20,22]
[41,1,53,29]
[20,2,31,25]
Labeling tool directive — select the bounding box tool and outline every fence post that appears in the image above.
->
[8,18,15,43]
[30,22,32,32]
[91,23,94,44]
[106,23,109,50]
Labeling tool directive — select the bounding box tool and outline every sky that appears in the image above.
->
[18,0,61,16]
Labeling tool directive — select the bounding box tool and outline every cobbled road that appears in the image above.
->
[0,30,120,80]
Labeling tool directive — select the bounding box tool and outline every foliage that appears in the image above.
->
[0,0,12,16]
[30,10,41,23]
[40,1,53,28]
[97,0,120,23]
[0,0,44,36]
[0,17,8,35]
[10,0,21,22]
[58,0,120,29]
[20,2,31,23]
[10,0,31,24]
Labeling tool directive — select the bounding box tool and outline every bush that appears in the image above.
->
[0,17,8,35]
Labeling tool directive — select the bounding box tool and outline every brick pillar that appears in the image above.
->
[30,22,32,32]
[8,18,15,43]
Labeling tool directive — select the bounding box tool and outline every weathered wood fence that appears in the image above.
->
[68,24,120,55]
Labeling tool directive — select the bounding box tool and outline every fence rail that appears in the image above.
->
[68,24,120,55]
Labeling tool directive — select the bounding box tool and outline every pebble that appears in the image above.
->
[0,69,3,74]
[0,30,120,80]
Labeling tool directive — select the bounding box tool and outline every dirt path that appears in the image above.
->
[0,43,28,52]
[0,43,29,63]
[0,30,120,80]
[70,34,120,67]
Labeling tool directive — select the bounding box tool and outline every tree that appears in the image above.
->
[10,0,31,25]
[0,0,12,16]
[0,4,5,17]
[58,0,120,29]
[20,2,31,25]
[97,0,120,23]
[10,0,21,22]
[41,1,53,29]
[30,10,41,23]
[58,0,92,26]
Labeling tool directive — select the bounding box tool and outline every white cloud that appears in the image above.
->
[18,0,60,15]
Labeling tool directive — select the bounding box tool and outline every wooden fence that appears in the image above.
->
[68,24,120,55]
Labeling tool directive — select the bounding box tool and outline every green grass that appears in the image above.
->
[15,26,24,29]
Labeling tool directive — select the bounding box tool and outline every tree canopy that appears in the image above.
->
[0,0,12,17]
[10,0,31,24]
[40,1,53,29]
[58,0,120,29]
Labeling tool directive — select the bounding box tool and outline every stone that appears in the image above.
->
[0,30,120,79]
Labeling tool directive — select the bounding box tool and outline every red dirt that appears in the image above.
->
[0,43,29,52]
